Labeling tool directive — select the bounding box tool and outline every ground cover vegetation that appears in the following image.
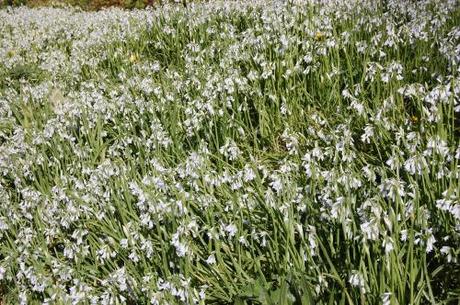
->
[0,0,460,304]
[0,0,178,10]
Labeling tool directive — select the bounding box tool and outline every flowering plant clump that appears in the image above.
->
[0,0,460,304]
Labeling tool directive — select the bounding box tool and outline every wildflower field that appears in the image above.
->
[0,0,460,304]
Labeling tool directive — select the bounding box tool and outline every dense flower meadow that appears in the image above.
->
[0,0,460,304]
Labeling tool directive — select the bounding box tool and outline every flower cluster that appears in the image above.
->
[0,0,459,304]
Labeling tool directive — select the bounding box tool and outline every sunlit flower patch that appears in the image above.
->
[0,0,459,304]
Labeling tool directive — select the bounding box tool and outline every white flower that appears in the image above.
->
[269,175,283,194]
[361,220,380,241]
[219,139,242,161]
[224,223,238,238]
[205,253,216,265]
[424,136,449,157]
[379,178,406,202]
[120,239,129,249]
[239,235,249,246]
[383,236,394,254]
[199,286,207,299]
[361,125,374,143]
[243,165,256,182]
[171,232,189,257]
[129,250,140,263]
[426,230,436,253]
[0,266,5,280]
[401,230,408,241]
[381,292,391,305]
[349,271,366,293]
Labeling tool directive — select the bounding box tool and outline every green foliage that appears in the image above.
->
[0,0,199,10]
[0,1,460,304]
